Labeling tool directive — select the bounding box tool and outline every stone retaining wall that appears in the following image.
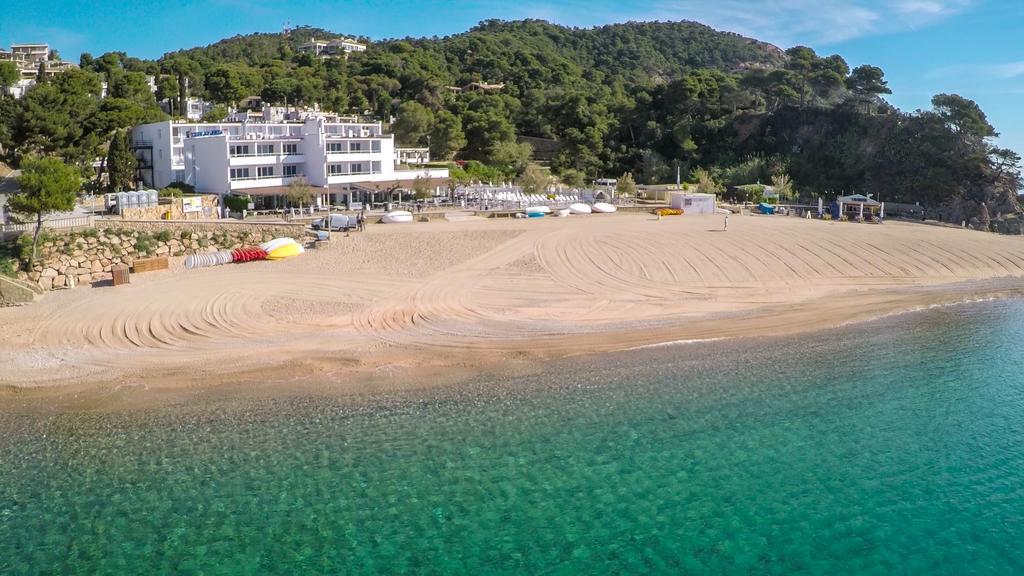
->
[12,222,306,291]
[110,220,306,238]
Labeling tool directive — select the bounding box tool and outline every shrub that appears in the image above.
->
[154,230,173,242]
[729,184,766,204]
[0,241,20,277]
[0,257,17,277]
[134,232,155,255]
[223,195,251,213]
[16,235,34,261]
[159,183,195,198]
[83,228,99,238]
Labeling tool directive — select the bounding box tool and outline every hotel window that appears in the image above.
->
[257,166,274,178]
[230,168,250,179]
[328,164,344,175]
[283,143,298,155]
[327,142,345,153]
[371,161,381,173]
[257,144,275,156]
[351,163,363,174]
[230,144,250,156]
[371,141,381,153]
[283,165,298,177]
[350,142,362,152]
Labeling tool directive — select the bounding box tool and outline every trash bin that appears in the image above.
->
[112,264,130,286]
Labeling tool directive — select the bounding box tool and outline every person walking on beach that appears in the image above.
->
[723,213,729,231]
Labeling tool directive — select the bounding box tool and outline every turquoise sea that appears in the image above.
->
[2,299,1024,574]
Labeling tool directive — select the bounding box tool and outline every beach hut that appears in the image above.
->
[669,192,717,215]
[837,194,883,221]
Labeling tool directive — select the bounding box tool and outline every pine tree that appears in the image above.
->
[106,129,138,192]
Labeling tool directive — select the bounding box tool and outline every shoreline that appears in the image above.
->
[2,214,1023,406]
[2,280,1022,413]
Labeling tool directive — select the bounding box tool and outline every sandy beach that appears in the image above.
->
[2,212,1024,396]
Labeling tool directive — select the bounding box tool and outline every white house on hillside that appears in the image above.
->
[297,38,367,58]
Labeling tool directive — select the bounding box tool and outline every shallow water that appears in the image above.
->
[2,300,1024,574]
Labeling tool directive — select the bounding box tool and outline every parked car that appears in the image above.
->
[312,214,354,231]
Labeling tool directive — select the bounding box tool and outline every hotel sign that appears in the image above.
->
[186,129,224,139]
[182,197,203,213]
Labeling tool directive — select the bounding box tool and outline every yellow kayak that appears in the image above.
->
[266,242,304,260]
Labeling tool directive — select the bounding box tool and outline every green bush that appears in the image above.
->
[83,228,99,238]
[223,195,251,213]
[134,232,155,256]
[0,257,17,278]
[154,230,173,242]
[16,236,34,262]
[159,183,195,198]
[729,184,766,204]
[0,241,20,277]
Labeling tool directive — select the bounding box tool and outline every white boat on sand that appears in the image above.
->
[525,206,551,215]
[592,202,617,213]
[569,203,592,214]
[382,210,414,224]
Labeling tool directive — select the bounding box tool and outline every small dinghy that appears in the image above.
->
[260,237,299,253]
[525,206,551,215]
[382,210,414,223]
[592,202,617,213]
[266,242,305,260]
[569,203,592,215]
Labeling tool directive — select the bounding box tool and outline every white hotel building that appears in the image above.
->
[131,118,448,208]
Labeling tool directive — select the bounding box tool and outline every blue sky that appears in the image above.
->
[1,0,1021,156]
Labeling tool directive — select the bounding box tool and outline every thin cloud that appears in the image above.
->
[992,62,1024,78]
[633,0,972,47]
[929,61,1024,80]
[7,26,86,51]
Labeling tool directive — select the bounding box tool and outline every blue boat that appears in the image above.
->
[758,202,775,215]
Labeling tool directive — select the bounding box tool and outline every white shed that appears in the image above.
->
[670,192,717,215]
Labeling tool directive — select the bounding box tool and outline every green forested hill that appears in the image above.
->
[167,26,367,68]
[0,19,1018,219]
[163,20,783,89]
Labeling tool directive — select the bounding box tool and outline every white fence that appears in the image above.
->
[1,215,95,239]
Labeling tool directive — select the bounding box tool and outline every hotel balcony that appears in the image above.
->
[326,151,380,162]
[229,153,306,166]
[229,173,307,190]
